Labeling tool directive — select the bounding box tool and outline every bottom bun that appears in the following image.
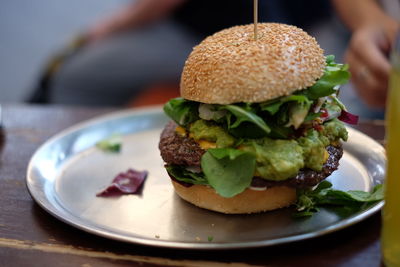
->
[171,180,297,214]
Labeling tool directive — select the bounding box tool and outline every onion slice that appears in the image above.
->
[338,110,359,125]
[97,169,148,197]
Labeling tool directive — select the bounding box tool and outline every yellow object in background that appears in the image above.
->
[382,36,400,267]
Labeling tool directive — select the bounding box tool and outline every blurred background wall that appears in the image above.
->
[0,0,127,102]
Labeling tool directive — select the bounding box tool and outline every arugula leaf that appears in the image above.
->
[260,95,312,130]
[365,183,384,201]
[295,181,384,217]
[162,56,350,137]
[201,148,256,197]
[323,184,384,204]
[206,147,245,160]
[260,99,283,115]
[260,95,310,115]
[166,165,208,185]
[326,55,335,64]
[282,95,311,103]
[221,105,271,135]
[225,122,269,139]
[266,122,294,139]
[304,112,322,123]
[275,103,290,125]
[163,98,199,126]
[301,56,350,100]
[96,134,122,153]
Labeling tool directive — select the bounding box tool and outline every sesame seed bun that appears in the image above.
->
[171,180,296,214]
[180,23,326,104]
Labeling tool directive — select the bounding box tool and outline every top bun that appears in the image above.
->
[180,23,326,104]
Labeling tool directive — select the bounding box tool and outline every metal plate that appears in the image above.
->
[26,107,386,249]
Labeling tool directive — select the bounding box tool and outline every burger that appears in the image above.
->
[158,23,356,214]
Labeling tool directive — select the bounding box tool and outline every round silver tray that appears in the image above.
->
[26,107,386,249]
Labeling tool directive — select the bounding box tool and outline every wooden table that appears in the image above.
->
[0,104,385,266]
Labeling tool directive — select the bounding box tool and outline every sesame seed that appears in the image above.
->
[180,23,325,104]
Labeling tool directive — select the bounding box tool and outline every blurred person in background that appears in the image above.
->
[332,0,399,111]
[30,0,331,106]
[31,0,399,120]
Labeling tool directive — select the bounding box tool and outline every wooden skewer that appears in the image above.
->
[254,0,258,40]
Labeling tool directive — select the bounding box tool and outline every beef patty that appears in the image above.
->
[159,121,343,188]
[159,121,205,167]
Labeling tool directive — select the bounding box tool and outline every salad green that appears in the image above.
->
[164,56,351,139]
[295,181,384,217]
[163,55,357,199]
[96,134,122,153]
[202,148,256,198]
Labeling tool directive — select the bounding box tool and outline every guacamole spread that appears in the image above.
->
[189,118,347,181]
[190,120,235,148]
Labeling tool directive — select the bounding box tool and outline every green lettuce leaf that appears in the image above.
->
[163,98,199,126]
[295,181,384,217]
[259,99,282,115]
[166,165,208,185]
[266,122,294,139]
[301,55,350,100]
[206,147,245,160]
[226,122,271,139]
[201,148,256,197]
[96,134,122,153]
[260,95,310,115]
[304,112,322,123]
[221,104,271,135]
[259,95,312,131]
[162,56,350,136]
